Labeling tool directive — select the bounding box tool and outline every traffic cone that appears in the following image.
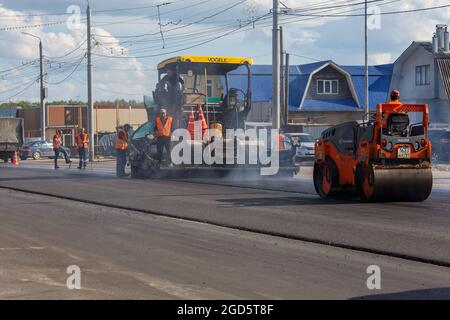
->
[12,151,19,166]
[187,107,195,139]
[197,104,208,138]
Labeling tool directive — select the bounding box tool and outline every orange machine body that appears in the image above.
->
[313,103,432,202]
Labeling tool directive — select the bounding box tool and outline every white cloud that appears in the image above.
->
[369,53,392,65]
[290,30,320,46]
[0,5,153,102]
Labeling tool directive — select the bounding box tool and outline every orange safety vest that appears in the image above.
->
[155,116,173,137]
[276,133,286,152]
[115,130,129,150]
[53,134,62,149]
[76,133,89,149]
[387,100,402,105]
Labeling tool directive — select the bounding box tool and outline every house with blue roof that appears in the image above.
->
[390,24,450,130]
[227,61,393,125]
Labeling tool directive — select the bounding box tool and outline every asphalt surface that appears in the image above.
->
[0,160,449,299]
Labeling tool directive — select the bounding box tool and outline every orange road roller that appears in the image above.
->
[313,103,433,202]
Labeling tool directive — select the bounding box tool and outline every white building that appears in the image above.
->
[390,25,450,130]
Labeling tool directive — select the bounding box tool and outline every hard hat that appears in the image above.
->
[390,90,400,100]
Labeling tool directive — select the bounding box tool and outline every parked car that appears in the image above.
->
[20,140,71,160]
[286,133,316,161]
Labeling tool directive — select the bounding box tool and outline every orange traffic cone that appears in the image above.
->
[187,107,195,139]
[197,104,208,138]
[12,151,19,166]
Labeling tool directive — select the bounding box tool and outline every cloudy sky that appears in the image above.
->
[0,0,449,103]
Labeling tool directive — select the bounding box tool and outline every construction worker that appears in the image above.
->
[161,67,184,110]
[115,124,132,177]
[76,128,89,169]
[370,89,404,123]
[155,108,173,166]
[52,129,71,169]
[388,90,402,104]
[161,67,184,93]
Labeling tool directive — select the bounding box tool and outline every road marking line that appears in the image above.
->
[0,247,46,251]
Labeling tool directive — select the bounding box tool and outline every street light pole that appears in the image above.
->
[22,32,46,141]
[87,2,94,161]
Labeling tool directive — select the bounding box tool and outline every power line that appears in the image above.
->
[0,59,39,75]
[0,68,41,81]
[45,54,86,85]
[0,74,40,94]
[286,3,450,18]
[91,0,262,58]
[0,77,39,103]
[92,0,214,30]
[93,0,383,53]
[93,65,156,71]
[230,0,399,34]
[91,0,373,59]
[92,13,269,59]
[289,0,380,13]
[289,53,323,62]
[44,38,87,60]
[0,1,173,19]
[0,20,66,31]
[100,24,239,54]
[0,11,72,19]
[155,0,248,37]
[93,3,165,13]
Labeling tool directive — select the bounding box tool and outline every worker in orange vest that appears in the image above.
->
[76,128,89,169]
[115,124,132,177]
[52,129,71,169]
[154,108,173,166]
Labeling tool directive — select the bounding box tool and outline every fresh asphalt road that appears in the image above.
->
[0,161,449,299]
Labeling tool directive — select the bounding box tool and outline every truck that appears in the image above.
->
[128,55,299,178]
[0,117,25,163]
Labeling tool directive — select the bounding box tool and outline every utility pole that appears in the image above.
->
[280,26,284,128]
[272,0,280,130]
[87,1,94,161]
[364,0,369,116]
[39,40,46,141]
[284,53,290,126]
[22,32,46,141]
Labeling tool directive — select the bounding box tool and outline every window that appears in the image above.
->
[299,134,315,143]
[207,80,213,97]
[132,122,154,140]
[415,65,431,86]
[317,80,339,94]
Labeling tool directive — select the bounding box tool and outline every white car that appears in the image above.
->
[286,133,316,159]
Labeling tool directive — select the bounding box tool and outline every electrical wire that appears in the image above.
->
[44,38,87,60]
[45,54,87,85]
[0,77,39,103]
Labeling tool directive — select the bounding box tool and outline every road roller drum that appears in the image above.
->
[356,165,433,202]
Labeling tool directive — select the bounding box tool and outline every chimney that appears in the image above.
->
[432,33,439,53]
[436,24,447,51]
[445,26,450,52]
